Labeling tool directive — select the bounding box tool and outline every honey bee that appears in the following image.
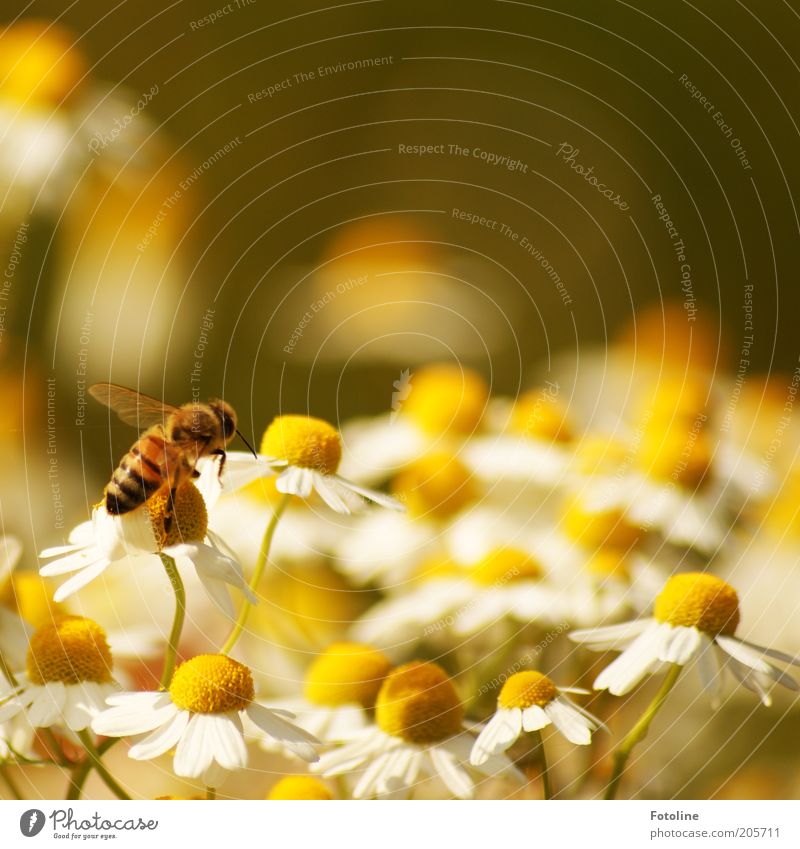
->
[89,383,255,521]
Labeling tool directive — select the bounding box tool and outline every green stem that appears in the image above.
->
[604,664,682,800]
[0,766,22,799]
[159,553,186,690]
[67,738,118,800]
[533,729,552,800]
[77,731,130,800]
[221,492,290,655]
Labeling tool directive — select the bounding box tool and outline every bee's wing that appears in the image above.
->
[88,383,180,429]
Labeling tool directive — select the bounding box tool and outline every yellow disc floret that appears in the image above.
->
[0,20,87,105]
[304,642,392,708]
[636,425,711,488]
[169,655,254,714]
[0,572,66,628]
[654,573,740,636]
[375,661,464,744]
[262,415,342,474]
[146,482,208,549]
[498,671,558,709]
[267,776,333,800]
[391,451,475,518]
[26,616,112,685]
[510,390,573,443]
[400,363,488,435]
[469,548,543,585]
[561,495,640,549]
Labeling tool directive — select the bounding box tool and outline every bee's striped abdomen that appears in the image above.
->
[105,431,168,514]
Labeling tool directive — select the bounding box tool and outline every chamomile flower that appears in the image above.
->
[355,548,563,646]
[38,482,255,617]
[470,671,603,765]
[463,388,574,486]
[261,643,391,750]
[334,451,474,586]
[569,572,800,703]
[220,415,403,514]
[313,661,522,799]
[92,654,320,787]
[0,616,117,733]
[338,363,489,484]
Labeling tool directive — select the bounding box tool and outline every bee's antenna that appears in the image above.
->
[236,430,259,459]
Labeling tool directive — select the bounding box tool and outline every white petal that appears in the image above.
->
[129,709,190,760]
[430,745,474,799]
[205,713,247,772]
[52,559,111,601]
[353,747,399,798]
[658,625,702,665]
[276,466,314,498]
[27,682,66,727]
[594,623,666,695]
[521,704,551,732]
[331,475,405,511]
[716,636,799,690]
[174,713,214,778]
[246,703,319,762]
[568,619,654,650]
[313,728,387,775]
[470,709,521,765]
[545,698,595,745]
[92,693,178,736]
[312,473,356,514]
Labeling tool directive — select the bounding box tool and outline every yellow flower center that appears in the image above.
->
[469,548,543,585]
[636,426,711,488]
[26,616,113,685]
[146,482,208,549]
[510,390,573,442]
[0,573,66,628]
[267,776,333,800]
[400,363,488,435]
[391,451,475,518]
[304,642,392,708]
[0,20,87,105]
[498,671,558,709]
[654,573,740,636]
[375,661,464,744]
[261,415,342,474]
[561,496,640,549]
[169,655,254,714]
[586,550,631,582]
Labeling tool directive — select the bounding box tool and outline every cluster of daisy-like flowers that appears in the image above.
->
[3,330,800,801]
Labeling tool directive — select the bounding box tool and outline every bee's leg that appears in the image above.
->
[210,448,227,480]
[163,486,178,536]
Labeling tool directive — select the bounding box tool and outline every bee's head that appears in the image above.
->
[209,399,237,443]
